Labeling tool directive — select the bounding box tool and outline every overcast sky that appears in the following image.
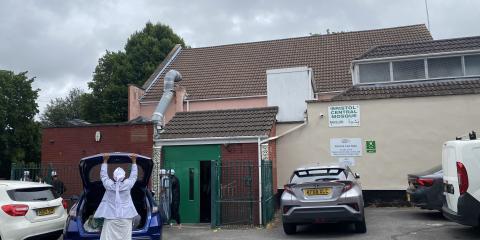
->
[1,0,479,115]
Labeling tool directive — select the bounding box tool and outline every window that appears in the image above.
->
[393,59,425,81]
[465,54,480,76]
[358,62,390,83]
[428,56,463,78]
[8,187,58,201]
[355,53,480,85]
[189,168,194,201]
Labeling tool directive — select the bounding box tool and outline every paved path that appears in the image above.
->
[162,207,480,240]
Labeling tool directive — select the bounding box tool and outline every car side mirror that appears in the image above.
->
[354,173,360,179]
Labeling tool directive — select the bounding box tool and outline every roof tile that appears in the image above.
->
[159,107,278,139]
[143,25,432,101]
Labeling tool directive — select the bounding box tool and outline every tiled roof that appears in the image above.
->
[159,107,278,139]
[142,25,432,101]
[357,36,480,60]
[327,78,480,101]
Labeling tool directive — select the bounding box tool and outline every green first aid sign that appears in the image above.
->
[366,140,376,153]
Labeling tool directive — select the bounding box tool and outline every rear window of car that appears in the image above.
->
[290,168,347,183]
[7,187,59,202]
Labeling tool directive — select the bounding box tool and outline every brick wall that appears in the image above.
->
[220,143,260,225]
[41,123,153,198]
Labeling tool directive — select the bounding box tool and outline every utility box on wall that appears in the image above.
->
[267,67,315,122]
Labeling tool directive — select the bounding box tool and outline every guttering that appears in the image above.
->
[352,49,480,64]
[154,135,268,146]
[260,120,307,144]
[141,46,183,101]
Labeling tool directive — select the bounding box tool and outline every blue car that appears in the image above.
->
[63,153,162,240]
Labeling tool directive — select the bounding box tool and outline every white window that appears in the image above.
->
[358,62,390,83]
[393,59,425,81]
[465,54,480,76]
[428,56,463,78]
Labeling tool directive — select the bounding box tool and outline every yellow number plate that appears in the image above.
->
[303,188,332,196]
[37,207,55,216]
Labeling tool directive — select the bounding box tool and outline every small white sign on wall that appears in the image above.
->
[261,143,269,161]
[328,105,360,127]
[338,157,355,167]
[330,138,362,157]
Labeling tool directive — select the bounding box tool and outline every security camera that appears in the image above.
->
[319,113,325,118]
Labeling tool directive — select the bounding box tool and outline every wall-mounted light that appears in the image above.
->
[95,131,101,142]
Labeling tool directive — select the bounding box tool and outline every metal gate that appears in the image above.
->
[211,160,274,227]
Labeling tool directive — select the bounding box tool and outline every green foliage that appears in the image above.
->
[40,88,85,127]
[84,22,186,123]
[0,70,41,179]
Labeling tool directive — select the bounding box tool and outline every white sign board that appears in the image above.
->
[330,138,362,157]
[338,157,355,167]
[261,143,269,160]
[328,105,360,127]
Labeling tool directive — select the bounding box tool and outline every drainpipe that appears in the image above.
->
[260,117,308,144]
[257,116,308,225]
[257,137,263,226]
[151,70,182,202]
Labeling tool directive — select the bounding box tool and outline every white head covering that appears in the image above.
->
[113,167,126,217]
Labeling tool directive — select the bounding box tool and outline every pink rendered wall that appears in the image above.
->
[186,96,267,112]
[128,85,145,121]
[137,96,267,123]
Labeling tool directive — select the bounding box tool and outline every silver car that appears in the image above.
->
[281,165,366,234]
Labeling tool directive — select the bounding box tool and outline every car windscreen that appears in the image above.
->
[290,168,346,183]
[7,187,59,201]
[89,163,145,184]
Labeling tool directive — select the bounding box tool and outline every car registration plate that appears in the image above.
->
[303,188,332,196]
[37,207,55,216]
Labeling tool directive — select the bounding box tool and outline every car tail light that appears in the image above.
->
[1,204,29,216]
[456,162,469,195]
[416,178,434,187]
[336,181,353,192]
[62,199,68,209]
[283,184,296,196]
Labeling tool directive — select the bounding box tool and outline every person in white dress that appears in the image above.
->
[94,153,139,240]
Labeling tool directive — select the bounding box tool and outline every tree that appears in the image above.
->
[40,88,85,127]
[0,70,41,179]
[83,22,186,123]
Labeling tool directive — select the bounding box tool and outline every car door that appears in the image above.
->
[442,144,459,212]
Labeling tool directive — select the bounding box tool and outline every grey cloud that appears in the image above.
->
[0,0,479,114]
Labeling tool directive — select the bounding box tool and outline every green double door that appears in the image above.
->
[163,145,220,223]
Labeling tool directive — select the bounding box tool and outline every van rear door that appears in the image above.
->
[442,142,460,212]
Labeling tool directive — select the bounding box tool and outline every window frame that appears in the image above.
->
[353,51,480,85]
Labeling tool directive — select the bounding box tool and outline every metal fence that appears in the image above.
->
[10,162,83,204]
[211,160,275,227]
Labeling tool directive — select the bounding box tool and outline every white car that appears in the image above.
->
[442,132,480,227]
[0,180,67,240]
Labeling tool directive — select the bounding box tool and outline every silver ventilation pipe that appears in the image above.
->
[152,69,182,137]
[151,69,181,204]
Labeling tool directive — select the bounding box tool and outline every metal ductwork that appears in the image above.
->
[152,69,182,137]
[151,69,182,204]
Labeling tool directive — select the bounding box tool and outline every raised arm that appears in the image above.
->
[124,154,138,189]
[100,154,115,190]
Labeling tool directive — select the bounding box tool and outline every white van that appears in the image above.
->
[442,132,480,227]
